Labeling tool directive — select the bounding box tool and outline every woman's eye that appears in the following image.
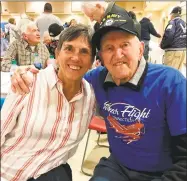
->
[65,46,72,51]
[81,49,89,54]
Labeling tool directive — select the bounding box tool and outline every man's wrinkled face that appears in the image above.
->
[24,25,40,45]
[56,36,92,83]
[99,31,144,84]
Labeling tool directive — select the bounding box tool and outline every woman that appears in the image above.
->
[1,24,96,181]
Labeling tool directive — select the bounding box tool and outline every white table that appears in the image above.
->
[1,72,11,98]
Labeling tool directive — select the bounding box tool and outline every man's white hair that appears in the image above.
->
[81,1,108,11]
[21,22,37,35]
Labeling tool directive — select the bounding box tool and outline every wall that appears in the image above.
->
[1,14,89,26]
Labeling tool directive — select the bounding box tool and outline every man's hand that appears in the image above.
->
[11,65,39,95]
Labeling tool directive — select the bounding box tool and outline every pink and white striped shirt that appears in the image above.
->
[1,65,96,181]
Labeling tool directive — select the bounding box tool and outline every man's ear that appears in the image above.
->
[96,3,101,9]
[22,33,27,41]
[98,50,104,66]
[139,41,144,60]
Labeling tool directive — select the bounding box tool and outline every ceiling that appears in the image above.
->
[0,1,180,15]
[116,1,178,12]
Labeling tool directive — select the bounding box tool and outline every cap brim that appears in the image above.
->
[92,26,137,50]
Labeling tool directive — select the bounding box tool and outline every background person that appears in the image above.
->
[44,23,64,58]
[4,17,19,43]
[128,11,141,38]
[139,13,161,61]
[35,3,63,40]
[81,1,129,24]
[1,28,9,57]
[1,23,49,72]
[160,6,186,71]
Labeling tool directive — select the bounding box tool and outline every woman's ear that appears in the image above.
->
[55,48,59,58]
[55,48,60,65]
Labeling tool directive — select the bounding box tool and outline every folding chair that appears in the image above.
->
[81,116,108,176]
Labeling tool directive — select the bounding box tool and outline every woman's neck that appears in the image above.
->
[58,72,82,101]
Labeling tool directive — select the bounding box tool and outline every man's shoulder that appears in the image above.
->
[38,42,49,50]
[85,66,106,78]
[9,39,23,47]
[147,63,185,84]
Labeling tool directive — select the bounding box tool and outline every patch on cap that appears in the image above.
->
[100,13,127,28]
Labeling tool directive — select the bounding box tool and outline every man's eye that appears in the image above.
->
[122,43,129,48]
[103,46,113,52]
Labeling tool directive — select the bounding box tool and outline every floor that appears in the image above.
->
[68,130,109,181]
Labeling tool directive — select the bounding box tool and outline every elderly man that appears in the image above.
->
[1,23,49,72]
[9,10,187,181]
[1,24,96,181]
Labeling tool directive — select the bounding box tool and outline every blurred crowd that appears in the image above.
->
[0,2,186,74]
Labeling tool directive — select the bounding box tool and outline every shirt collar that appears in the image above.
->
[45,65,59,90]
[103,57,148,91]
[22,39,39,52]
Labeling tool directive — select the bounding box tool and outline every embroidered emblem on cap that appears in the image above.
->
[100,13,127,28]
[104,19,114,26]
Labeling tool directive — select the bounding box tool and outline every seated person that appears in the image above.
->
[1,22,49,72]
[44,23,64,58]
[0,28,9,57]
[1,24,96,181]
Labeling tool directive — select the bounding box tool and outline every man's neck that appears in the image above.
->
[112,76,130,86]
[43,12,52,14]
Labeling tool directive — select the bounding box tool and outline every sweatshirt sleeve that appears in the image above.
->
[151,134,187,181]
[160,21,176,49]
[149,22,161,38]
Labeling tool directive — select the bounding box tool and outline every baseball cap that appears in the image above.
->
[170,6,182,14]
[92,11,140,50]
[48,23,64,37]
